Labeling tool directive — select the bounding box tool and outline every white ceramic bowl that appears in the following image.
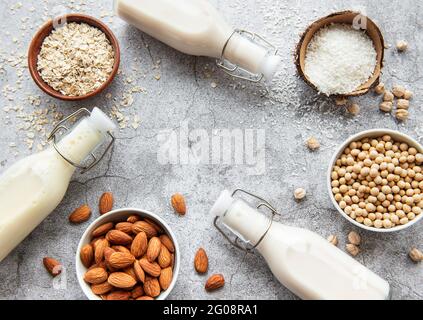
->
[76,208,180,300]
[328,129,423,232]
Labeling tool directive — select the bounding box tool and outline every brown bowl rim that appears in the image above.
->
[28,13,121,101]
[294,10,385,98]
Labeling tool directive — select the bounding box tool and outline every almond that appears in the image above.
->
[123,266,137,280]
[133,260,146,283]
[159,234,175,253]
[43,257,62,277]
[84,267,108,284]
[92,222,114,237]
[158,244,172,268]
[106,229,132,245]
[136,296,154,300]
[194,248,208,274]
[108,272,137,289]
[131,231,148,258]
[159,267,173,291]
[80,244,94,268]
[112,245,131,254]
[171,193,186,215]
[144,218,164,234]
[99,192,114,215]
[69,205,91,223]
[108,252,136,269]
[106,290,131,300]
[127,215,141,223]
[94,238,110,264]
[115,222,133,234]
[132,221,157,238]
[143,277,161,297]
[139,258,161,277]
[131,285,144,299]
[205,274,225,291]
[91,281,113,295]
[103,247,116,262]
[146,237,161,262]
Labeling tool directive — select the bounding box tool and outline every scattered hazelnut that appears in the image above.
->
[346,243,360,256]
[348,231,361,246]
[397,99,409,110]
[379,101,393,113]
[347,103,360,116]
[396,40,408,52]
[392,85,406,98]
[327,235,338,246]
[383,91,394,102]
[395,109,409,121]
[294,188,306,200]
[306,137,320,151]
[374,83,385,95]
[409,248,423,263]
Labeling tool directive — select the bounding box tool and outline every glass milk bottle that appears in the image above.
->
[0,108,116,262]
[114,0,281,82]
[211,189,391,300]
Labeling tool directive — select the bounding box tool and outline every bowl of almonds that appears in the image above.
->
[328,129,423,232]
[76,208,179,300]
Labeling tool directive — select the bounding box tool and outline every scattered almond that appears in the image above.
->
[205,274,225,291]
[43,257,62,277]
[80,244,94,268]
[69,205,91,223]
[194,248,208,274]
[99,192,114,215]
[171,193,186,215]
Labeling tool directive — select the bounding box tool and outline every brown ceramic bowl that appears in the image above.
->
[28,14,120,101]
[295,11,384,97]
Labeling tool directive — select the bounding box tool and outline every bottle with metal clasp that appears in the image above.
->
[114,0,281,83]
[211,189,391,300]
[0,107,116,262]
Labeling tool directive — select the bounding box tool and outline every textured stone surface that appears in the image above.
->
[0,0,422,300]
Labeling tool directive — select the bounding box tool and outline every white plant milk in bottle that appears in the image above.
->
[211,190,390,300]
[114,0,281,82]
[0,108,116,262]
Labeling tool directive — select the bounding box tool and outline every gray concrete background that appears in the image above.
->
[0,0,422,300]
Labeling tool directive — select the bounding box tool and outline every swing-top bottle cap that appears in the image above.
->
[88,107,116,134]
[210,190,235,217]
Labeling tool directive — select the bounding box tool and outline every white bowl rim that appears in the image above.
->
[327,128,423,233]
[75,207,180,300]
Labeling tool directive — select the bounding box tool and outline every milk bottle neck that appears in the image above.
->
[54,108,116,168]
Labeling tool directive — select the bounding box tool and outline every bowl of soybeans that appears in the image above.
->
[328,129,423,232]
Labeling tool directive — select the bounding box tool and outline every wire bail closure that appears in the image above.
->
[47,108,115,174]
[213,188,280,253]
[216,29,279,82]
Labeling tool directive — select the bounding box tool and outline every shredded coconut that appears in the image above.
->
[37,22,115,96]
[304,24,377,96]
